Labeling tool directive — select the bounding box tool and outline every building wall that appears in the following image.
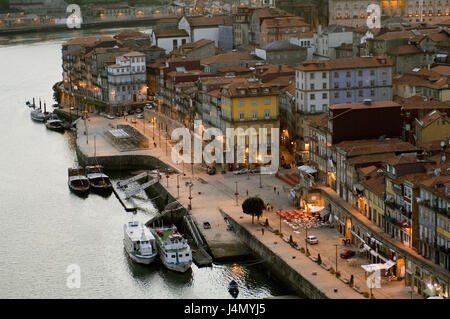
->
[416,116,450,145]
[156,36,190,54]
[266,48,307,67]
[331,107,402,144]
[388,53,426,74]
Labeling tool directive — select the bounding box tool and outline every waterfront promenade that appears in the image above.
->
[74,110,424,299]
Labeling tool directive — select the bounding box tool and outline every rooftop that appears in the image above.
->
[330,100,401,111]
[201,51,256,65]
[295,56,393,71]
[154,29,189,38]
[335,138,417,157]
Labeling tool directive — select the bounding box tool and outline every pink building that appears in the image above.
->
[260,16,310,47]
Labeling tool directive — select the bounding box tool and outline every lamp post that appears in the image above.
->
[176,174,180,198]
[246,147,250,180]
[188,182,193,210]
[258,154,262,188]
[334,244,339,272]
[305,225,310,253]
[234,181,239,206]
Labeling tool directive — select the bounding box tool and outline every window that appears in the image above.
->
[310,105,316,112]
[382,80,387,85]
[322,104,328,111]
[358,81,363,87]
[323,83,327,89]
[264,97,270,105]
[370,80,375,86]
[310,73,315,79]
[310,83,315,90]
[334,92,339,98]
[322,72,327,79]
[370,89,375,96]
[334,82,339,88]
[334,72,339,78]
[370,70,375,76]
[239,112,244,120]
[346,81,351,88]
[239,99,244,107]
[322,93,327,99]
[346,91,351,98]
[358,90,363,97]
[346,71,351,77]
[264,109,270,119]
[173,39,177,49]
[358,70,363,76]
[252,110,258,120]
[310,93,315,100]
[251,98,257,106]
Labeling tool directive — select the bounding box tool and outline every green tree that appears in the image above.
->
[242,197,265,224]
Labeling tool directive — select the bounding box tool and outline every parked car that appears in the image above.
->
[145,103,152,109]
[137,113,144,119]
[306,235,318,244]
[250,167,261,174]
[340,249,356,259]
[136,108,143,114]
[106,114,115,119]
[128,109,134,115]
[207,166,216,175]
[233,168,248,175]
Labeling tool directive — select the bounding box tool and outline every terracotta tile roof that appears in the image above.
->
[189,15,232,27]
[201,51,255,65]
[63,36,116,46]
[205,89,221,98]
[431,65,450,75]
[154,29,189,38]
[428,32,449,42]
[388,44,421,55]
[284,83,296,95]
[221,81,281,97]
[253,7,293,19]
[217,65,252,73]
[335,138,417,157]
[307,113,328,129]
[265,75,294,88]
[392,69,450,90]
[181,39,214,50]
[358,165,378,177]
[346,153,397,166]
[200,76,248,86]
[418,110,449,128]
[385,153,420,166]
[361,170,386,196]
[256,63,294,75]
[330,100,401,111]
[114,31,149,41]
[394,95,450,110]
[418,175,450,200]
[295,56,392,71]
[262,16,307,28]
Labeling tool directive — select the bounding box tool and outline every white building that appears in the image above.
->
[107,52,147,107]
[288,31,316,60]
[151,29,190,54]
[178,15,233,46]
[314,24,353,59]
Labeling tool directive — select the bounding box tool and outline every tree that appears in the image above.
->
[242,197,265,224]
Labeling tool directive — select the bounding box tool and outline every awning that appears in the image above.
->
[361,264,382,272]
[381,260,395,270]
[320,209,330,217]
[298,165,317,174]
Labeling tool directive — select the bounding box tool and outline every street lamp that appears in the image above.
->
[176,174,180,198]
[188,182,193,210]
[258,154,262,188]
[246,147,250,180]
[234,181,239,206]
[334,244,339,272]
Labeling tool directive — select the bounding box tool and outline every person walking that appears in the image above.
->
[261,228,265,235]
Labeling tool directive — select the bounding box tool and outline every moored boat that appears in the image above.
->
[30,108,47,122]
[85,165,112,193]
[123,221,158,265]
[45,114,66,132]
[150,225,192,273]
[68,167,90,195]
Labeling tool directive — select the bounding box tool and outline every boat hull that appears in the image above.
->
[68,182,90,195]
[45,123,66,132]
[89,183,113,194]
[162,260,192,273]
[124,247,157,265]
[30,113,45,122]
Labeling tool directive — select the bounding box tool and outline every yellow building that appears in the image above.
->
[358,166,386,229]
[415,110,450,145]
[220,81,280,163]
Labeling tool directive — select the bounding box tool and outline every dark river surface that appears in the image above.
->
[0,27,291,298]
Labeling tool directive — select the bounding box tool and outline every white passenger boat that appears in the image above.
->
[150,225,192,273]
[123,221,158,265]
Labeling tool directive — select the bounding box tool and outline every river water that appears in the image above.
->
[0,27,291,298]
